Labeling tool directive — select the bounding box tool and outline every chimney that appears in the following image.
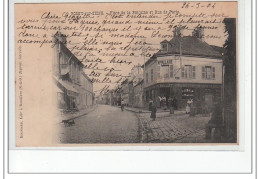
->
[192,26,204,41]
[173,26,184,37]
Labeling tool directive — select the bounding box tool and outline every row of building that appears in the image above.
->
[52,32,95,111]
[99,26,224,110]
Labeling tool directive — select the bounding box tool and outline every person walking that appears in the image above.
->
[150,102,157,121]
[121,99,125,111]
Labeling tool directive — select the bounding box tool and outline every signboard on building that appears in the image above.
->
[182,88,194,99]
[157,59,173,66]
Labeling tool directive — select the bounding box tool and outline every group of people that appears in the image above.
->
[121,97,224,140]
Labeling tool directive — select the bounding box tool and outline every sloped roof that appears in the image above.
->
[143,36,223,67]
[160,40,169,44]
[157,36,222,58]
[210,45,224,54]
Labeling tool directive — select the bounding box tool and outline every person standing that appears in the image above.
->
[150,102,157,121]
[173,96,178,110]
[121,99,125,111]
[149,99,153,111]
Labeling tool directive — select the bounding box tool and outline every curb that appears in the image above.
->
[58,105,97,124]
[125,108,170,114]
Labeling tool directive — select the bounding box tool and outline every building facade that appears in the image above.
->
[80,72,94,109]
[120,79,129,106]
[53,32,94,110]
[143,27,223,110]
[133,79,144,108]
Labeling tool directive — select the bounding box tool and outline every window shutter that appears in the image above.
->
[157,65,160,78]
[212,67,215,79]
[151,69,152,81]
[181,66,184,78]
[170,65,174,77]
[192,66,196,78]
[202,66,205,79]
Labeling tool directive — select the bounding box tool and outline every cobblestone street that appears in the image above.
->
[137,112,211,143]
[58,105,140,143]
[57,104,211,144]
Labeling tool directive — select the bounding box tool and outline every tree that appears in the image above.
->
[223,18,236,104]
[223,18,237,142]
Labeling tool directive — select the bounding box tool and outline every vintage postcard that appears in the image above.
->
[15,2,238,147]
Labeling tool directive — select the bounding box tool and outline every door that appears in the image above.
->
[204,93,214,108]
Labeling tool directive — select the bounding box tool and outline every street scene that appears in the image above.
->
[49,3,237,144]
[57,104,212,143]
[59,105,140,143]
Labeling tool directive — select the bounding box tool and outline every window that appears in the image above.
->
[151,69,153,82]
[170,65,174,77]
[161,43,168,51]
[202,66,215,80]
[164,66,169,78]
[146,72,148,83]
[181,65,195,79]
[157,65,160,78]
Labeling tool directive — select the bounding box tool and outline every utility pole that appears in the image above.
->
[179,37,182,69]
[142,37,146,83]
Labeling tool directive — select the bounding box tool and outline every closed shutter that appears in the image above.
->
[151,69,153,81]
[192,66,196,78]
[212,67,215,79]
[202,66,205,79]
[157,65,160,78]
[181,66,184,78]
[170,65,174,77]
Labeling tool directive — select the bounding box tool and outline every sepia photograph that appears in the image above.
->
[15,2,238,146]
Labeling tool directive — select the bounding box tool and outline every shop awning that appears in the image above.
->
[53,76,79,96]
[59,80,79,94]
[54,84,63,93]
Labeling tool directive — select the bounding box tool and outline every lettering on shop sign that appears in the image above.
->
[157,59,173,65]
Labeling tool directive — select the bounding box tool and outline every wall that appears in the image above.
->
[144,55,223,88]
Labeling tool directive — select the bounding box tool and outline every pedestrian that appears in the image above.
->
[158,96,162,108]
[169,97,174,114]
[121,99,125,111]
[149,99,153,111]
[186,103,191,114]
[150,102,157,121]
[173,96,178,110]
[187,98,193,107]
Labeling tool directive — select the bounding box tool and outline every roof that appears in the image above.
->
[121,78,128,85]
[143,36,223,67]
[60,43,84,67]
[82,72,92,83]
[158,36,223,58]
[141,54,157,68]
[160,40,169,44]
[134,79,144,87]
[210,45,224,54]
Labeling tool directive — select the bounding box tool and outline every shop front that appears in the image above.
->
[144,83,221,110]
[55,79,80,110]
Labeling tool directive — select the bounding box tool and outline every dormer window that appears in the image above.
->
[161,43,167,52]
[160,40,169,52]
